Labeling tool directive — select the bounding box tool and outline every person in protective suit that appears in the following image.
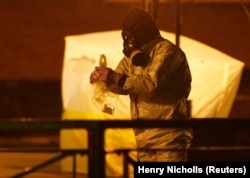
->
[90,6,193,162]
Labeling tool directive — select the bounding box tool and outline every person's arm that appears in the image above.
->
[121,42,176,95]
[121,41,191,98]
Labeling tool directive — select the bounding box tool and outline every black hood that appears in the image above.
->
[122,6,160,48]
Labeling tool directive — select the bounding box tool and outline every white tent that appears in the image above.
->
[60,30,244,177]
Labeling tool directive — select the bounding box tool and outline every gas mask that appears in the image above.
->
[122,31,150,67]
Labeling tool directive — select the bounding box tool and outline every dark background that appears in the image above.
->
[0,0,249,118]
[0,0,249,161]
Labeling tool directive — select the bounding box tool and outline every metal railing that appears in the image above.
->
[0,118,250,178]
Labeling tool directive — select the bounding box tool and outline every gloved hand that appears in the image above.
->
[90,67,127,87]
[90,70,100,84]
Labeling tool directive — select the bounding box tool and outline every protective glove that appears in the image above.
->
[90,67,127,87]
[90,70,100,84]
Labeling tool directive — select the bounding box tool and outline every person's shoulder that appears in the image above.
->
[159,38,186,54]
[155,38,178,55]
[156,37,175,48]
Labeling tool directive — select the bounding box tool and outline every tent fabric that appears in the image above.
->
[60,30,244,176]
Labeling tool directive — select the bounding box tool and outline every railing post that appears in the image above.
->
[72,154,76,178]
[123,151,129,178]
[88,127,105,178]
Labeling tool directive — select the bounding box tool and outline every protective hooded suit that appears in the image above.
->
[90,6,193,162]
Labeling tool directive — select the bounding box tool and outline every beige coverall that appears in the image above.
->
[110,35,193,162]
